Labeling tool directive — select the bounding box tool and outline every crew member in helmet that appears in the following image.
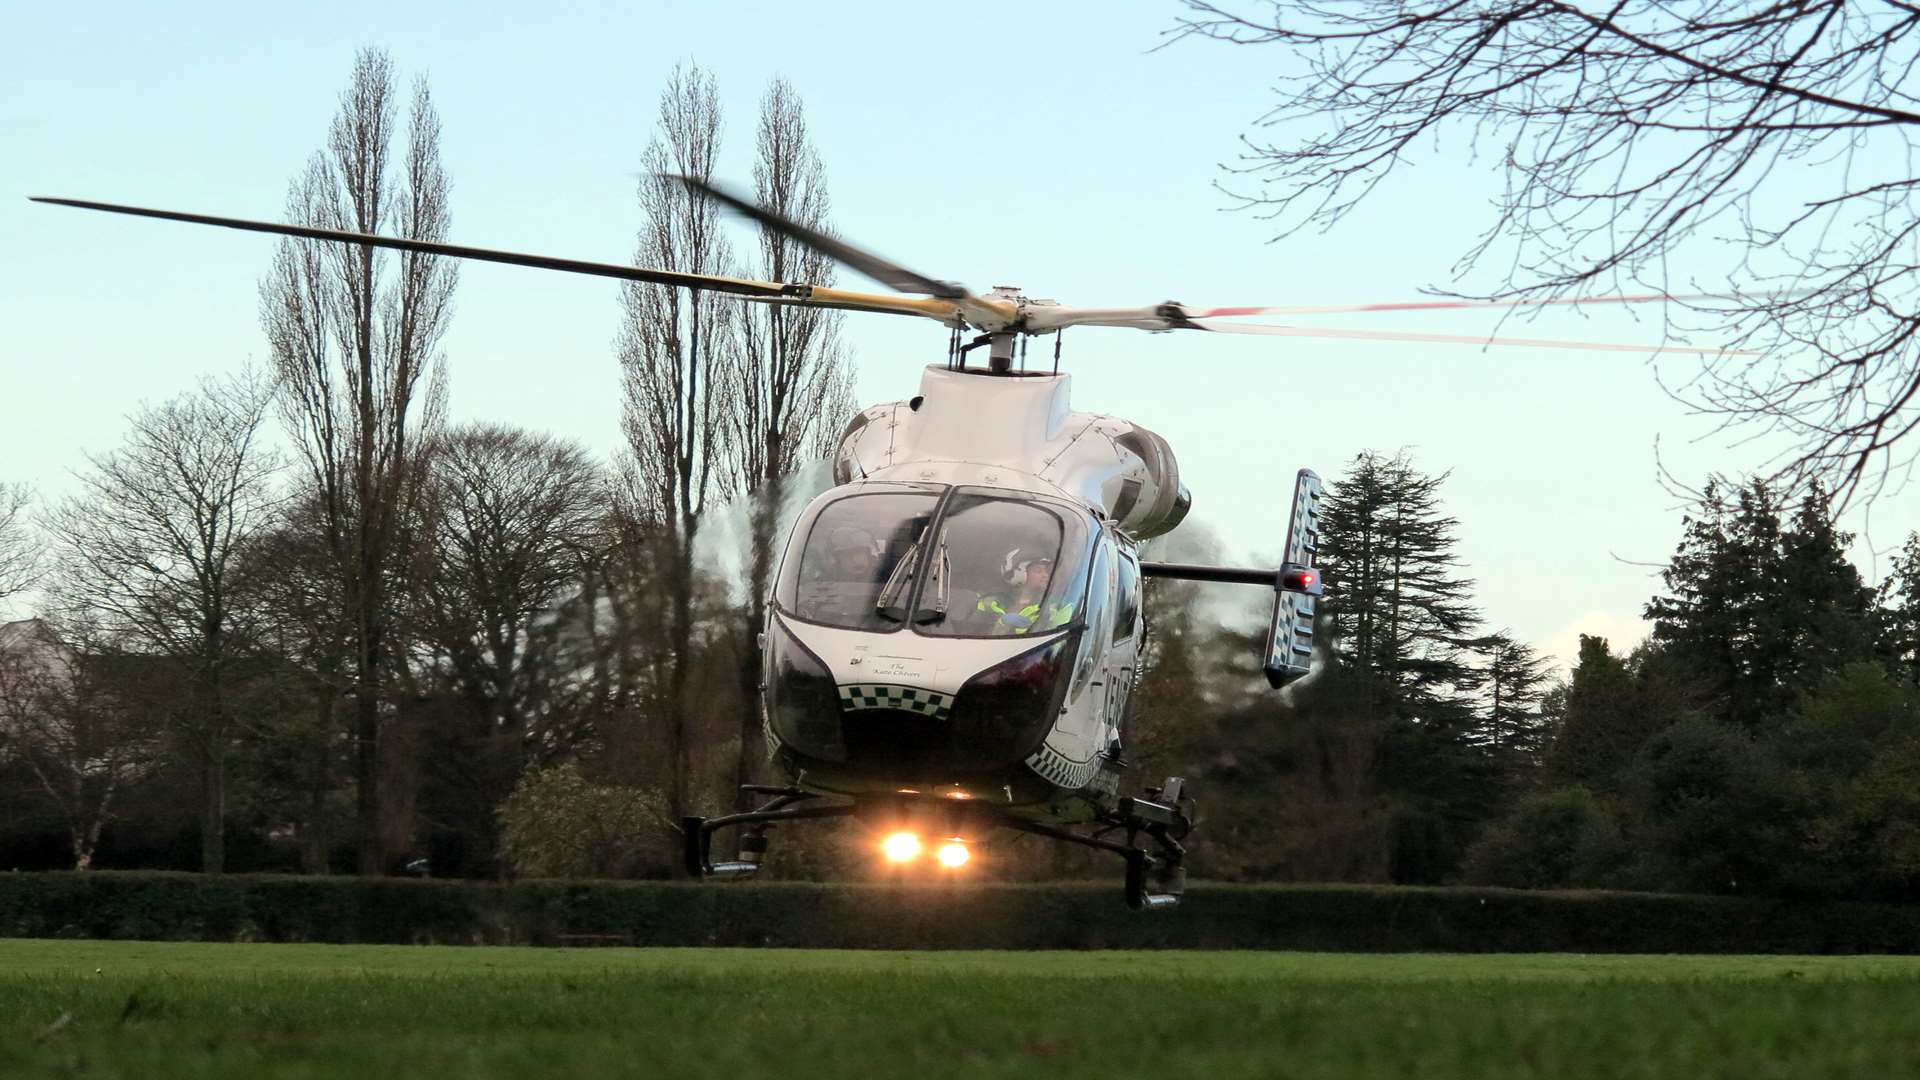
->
[826,525,881,583]
[977,547,1075,635]
[797,524,886,623]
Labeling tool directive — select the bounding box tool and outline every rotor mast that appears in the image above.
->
[987,332,1017,374]
[979,286,1026,374]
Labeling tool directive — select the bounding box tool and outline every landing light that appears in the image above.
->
[881,832,922,863]
[935,841,970,868]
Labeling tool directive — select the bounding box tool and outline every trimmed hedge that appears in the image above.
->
[2,871,1917,952]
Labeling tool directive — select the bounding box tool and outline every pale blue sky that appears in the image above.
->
[5,1,1914,668]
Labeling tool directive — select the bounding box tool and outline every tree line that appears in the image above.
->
[1130,455,1920,901]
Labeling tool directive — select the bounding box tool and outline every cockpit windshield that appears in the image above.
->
[778,489,941,632]
[916,491,1092,639]
[775,485,1092,638]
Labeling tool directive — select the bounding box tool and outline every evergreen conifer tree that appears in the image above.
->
[1648,479,1878,728]
[1876,532,1920,685]
[1318,450,1494,881]
[1474,632,1555,756]
[1547,635,1659,790]
[1318,450,1482,727]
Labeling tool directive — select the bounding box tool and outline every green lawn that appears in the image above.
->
[3,941,1918,1078]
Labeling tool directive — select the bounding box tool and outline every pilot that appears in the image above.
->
[796,525,886,624]
[827,525,882,583]
[977,548,1075,635]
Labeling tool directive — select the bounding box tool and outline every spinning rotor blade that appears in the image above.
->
[1187,320,1758,356]
[670,174,969,300]
[32,194,1762,353]
[30,196,792,297]
[1027,300,1759,354]
[1191,293,1755,318]
[737,290,965,325]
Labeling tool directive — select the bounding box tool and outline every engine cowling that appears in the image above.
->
[830,367,1193,542]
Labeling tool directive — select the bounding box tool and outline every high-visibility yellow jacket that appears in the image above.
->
[977,595,1075,634]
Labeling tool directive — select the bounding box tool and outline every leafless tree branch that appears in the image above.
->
[1173,0,1920,505]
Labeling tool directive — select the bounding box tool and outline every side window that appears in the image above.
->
[1113,553,1140,642]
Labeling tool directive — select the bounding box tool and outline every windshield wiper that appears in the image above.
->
[912,540,950,625]
[874,529,926,622]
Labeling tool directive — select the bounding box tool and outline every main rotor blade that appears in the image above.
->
[1189,319,1759,356]
[30,196,792,297]
[670,174,969,301]
[733,287,965,325]
[1193,292,1770,318]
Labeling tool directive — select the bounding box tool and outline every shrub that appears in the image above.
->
[497,763,672,879]
[1460,786,1627,889]
[1624,714,1794,895]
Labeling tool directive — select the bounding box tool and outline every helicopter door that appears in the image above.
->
[1107,550,1141,735]
[1066,541,1113,733]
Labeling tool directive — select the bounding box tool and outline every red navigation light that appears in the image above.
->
[1278,563,1324,596]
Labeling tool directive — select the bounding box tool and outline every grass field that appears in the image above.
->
[4,942,1919,1078]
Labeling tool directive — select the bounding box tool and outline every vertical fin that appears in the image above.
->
[1264,469,1322,688]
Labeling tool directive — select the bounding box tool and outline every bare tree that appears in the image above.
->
[42,371,281,872]
[616,63,736,819]
[0,484,38,607]
[1174,2,1920,502]
[0,616,161,870]
[418,424,606,738]
[722,77,856,806]
[413,424,606,865]
[260,47,457,874]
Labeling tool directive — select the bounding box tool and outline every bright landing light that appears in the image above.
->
[881,832,922,863]
[935,841,970,868]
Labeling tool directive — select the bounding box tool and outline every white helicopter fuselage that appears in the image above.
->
[761,365,1190,823]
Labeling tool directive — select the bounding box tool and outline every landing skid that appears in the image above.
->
[681,778,1194,911]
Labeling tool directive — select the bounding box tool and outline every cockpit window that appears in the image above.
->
[917,491,1092,639]
[777,490,941,632]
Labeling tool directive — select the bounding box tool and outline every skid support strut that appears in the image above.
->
[682,786,855,879]
[683,781,1193,911]
[1002,776,1193,911]
[1115,777,1191,910]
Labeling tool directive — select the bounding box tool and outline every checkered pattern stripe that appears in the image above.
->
[1025,744,1103,792]
[838,683,952,721]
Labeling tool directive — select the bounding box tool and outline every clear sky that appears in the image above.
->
[5,1,1914,668]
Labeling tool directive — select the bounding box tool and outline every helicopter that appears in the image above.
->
[31,182,1749,909]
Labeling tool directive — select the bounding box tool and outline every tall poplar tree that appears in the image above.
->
[722,77,855,807]
[260,48,456,874]
[616,63,734,820]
